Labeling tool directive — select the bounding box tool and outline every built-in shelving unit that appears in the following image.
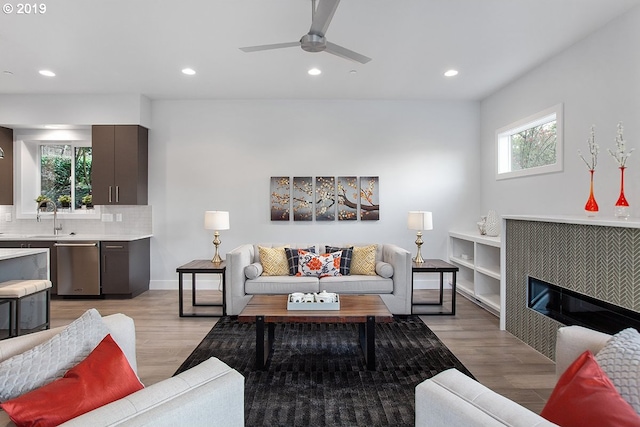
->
[448,230,501,316]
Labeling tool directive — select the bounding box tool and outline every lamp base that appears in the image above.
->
[211,232,223,264]
[414,231,424,264]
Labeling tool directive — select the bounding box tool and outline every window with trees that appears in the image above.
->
[39,144,92,210]
[496,104,563,179]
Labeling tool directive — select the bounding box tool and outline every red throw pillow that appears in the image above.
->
[1,334,144,427]
[541,350,640,427]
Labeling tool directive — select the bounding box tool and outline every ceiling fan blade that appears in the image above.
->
[309,0,340,36]
[240,42,300,53]
[325,41,372,64]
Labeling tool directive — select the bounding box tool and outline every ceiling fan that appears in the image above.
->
[239,0,371,64]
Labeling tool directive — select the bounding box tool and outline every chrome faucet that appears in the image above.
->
[36,200,63,236]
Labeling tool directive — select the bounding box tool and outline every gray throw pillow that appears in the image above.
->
[0,308,109,401]
[595,327,640,413]
[244,262,264,279]
[375,261,394,278]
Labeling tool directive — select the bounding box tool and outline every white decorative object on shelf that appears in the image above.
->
[485,210,500,237]
[477,216,487,235]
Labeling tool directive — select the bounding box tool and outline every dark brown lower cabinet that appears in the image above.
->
[100,239,150,298]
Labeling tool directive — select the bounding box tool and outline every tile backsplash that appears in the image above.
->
[0,205,152,236]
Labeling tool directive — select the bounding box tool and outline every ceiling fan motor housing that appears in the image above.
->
[300,34,327,52]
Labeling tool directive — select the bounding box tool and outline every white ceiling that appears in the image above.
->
[1,0,638,101]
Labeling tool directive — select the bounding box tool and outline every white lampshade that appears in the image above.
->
[204,211,230,231]
[407,211,433,231]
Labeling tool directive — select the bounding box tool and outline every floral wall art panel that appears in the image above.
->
[292,176,313,221]
[315,176,336,221]
[270,176,290,221]
[359,176,380,220]
[337,176,358,221]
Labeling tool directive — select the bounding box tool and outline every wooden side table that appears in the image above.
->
[176,260,226,317]
[411,259,458,315]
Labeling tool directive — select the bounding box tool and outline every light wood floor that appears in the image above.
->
[50,290,556,415]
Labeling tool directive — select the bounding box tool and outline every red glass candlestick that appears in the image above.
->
[614,166,630,218]
[585,169,599,217]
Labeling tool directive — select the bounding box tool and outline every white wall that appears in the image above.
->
[149,100,480,287]
[0,94,151,128]
[480,6,640,216]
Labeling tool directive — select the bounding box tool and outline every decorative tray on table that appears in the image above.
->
[287,291,340,311]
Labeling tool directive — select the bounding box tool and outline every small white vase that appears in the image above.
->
[485,210,500,237]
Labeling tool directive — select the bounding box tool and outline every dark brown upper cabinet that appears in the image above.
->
[92,125,148,205]
[0,126,13,205]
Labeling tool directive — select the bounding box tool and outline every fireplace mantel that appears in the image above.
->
[502,215,640,359]
[503,214,640,229]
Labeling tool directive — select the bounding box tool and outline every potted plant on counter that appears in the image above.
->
[82,194,93,209]
[58,195,71,208]
[35,195,51,211]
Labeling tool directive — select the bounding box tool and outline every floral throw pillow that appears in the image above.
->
[284,247,315,276]
[297,250,342,278]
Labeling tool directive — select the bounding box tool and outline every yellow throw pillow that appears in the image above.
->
[258,246,290,276]
[351,244,377,276]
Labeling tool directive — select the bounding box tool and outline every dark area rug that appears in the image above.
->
[175,315,473,427]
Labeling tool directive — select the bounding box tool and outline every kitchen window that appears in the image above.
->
[14,128,100,219]
[496,104,563,180]
[39,144,92,211]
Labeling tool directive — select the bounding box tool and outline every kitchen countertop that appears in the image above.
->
[0,234,152,242]
[0,248,49,260]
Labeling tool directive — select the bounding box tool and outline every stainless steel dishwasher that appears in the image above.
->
[55,242,101,296]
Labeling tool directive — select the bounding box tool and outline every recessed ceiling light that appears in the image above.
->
[444,69,459,77]
[349,70,357,75]
[308,68,322,76]
[182,68,196,75]
[39,70,55,77]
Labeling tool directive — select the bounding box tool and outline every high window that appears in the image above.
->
[496,104,563,179]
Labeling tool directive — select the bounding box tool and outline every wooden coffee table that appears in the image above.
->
[237,294,393,370]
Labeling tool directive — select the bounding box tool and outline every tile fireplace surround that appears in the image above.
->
[503,215,640,360]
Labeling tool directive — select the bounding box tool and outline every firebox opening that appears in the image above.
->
[528,276,640,335]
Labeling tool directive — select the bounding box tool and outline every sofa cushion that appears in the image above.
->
[284,247,315,275]
[595,327,640,413]
[320,275,393,294]
[245,276,319,294]
[258,246,290,276]
[541,350,640,427]
[1,334,144,427]
[375,261,394,278]
[297,250,342,278]
[61,357,244,427]
[416,368,556,427]
[244,262,263,280]
[351,245,377,275]
[0,308,109,402]
[325,246,354,275]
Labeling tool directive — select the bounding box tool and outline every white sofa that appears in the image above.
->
[0,314,245,427]
[415,325,612,427]
[225,243,412,315]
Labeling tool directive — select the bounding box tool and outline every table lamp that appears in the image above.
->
[408,211,433,264]
[204,211,230,264]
